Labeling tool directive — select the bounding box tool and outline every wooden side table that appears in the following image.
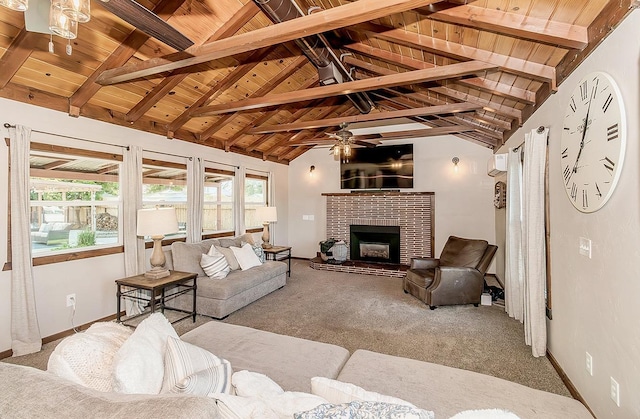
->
[115,270,197,326]
[263,245,292,277]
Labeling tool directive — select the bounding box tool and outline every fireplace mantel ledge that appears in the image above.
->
[322,192,434,197]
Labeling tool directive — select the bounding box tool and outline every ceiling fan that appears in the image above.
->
[22,0,194,51]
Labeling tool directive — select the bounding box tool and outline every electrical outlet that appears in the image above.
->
[66,294,76,308]
[610,377,620,407]
[585,352,593,376]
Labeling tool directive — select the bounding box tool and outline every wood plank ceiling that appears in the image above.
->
[0,0,635,164]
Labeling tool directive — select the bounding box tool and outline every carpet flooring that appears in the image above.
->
[3,259,570,397]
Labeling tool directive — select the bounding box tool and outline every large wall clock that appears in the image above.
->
[560,71,626,213]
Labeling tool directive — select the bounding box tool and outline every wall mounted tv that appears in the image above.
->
[340,144,414,190]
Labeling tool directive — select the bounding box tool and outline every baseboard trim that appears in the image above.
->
[0,312,123,360]
[546,350,596,418]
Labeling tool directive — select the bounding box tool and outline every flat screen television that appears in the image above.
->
[340,144,414,190]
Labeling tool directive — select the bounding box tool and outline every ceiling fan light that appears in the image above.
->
[333,145,341,157]
[0,0,28,12]
[49,4,78,40]
[343,143,351,157]
[59,0,90,23]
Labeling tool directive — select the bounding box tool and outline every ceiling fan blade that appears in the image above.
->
[353,139,381,148]
[100,0,194,51]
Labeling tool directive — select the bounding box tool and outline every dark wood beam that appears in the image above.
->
[191,61,497,116]
[95,0,445,85]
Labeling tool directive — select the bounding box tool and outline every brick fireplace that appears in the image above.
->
[321,192,434,266]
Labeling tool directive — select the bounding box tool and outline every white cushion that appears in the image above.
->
[201,247,230,279]
[230,243,262,270]
[112,313,178,394]
[449,409,521,419]
[47,322,132,392]
[295,401,434,419]
[232,370,284,398]
[162,336,232,395]
[311,377,416,407]
[211,393,279,419]
[214,245,240,270]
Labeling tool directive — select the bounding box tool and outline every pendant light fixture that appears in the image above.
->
[49,4,78,40]
[0,0,28,11]
[59,0,90,23]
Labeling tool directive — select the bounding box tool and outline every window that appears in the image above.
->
[141,160,187,239]
[203,168,235,236]
[244,174,268,230]
[29,146,122,256]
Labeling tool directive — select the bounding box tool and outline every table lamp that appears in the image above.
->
[137,207,179,279]
[255,206,277,249]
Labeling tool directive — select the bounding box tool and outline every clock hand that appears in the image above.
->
[572,97,593,175]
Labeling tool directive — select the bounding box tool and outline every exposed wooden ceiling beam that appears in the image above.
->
[191,61,497,116]
[343,42,537,104]
[68,0,187,112]
[42,159,72,170]
[95,0,445,85]
[0,29,38,89]
[427,5,588,49]
[125,1,260,123]
[354,22,557,88]
[248,103,480,134]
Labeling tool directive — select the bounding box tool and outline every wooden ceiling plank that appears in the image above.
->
[248,102,480,134]
[355,22,557,88]
[95,0,446,85]
[68,0,188,111]
[191,61,497,116]
[125,1,260,123]
[166,46,275,136]
[454,78,537,105]
[427,85,523,123]
[198,55,308,140]
[0,29,38,89]
[427,5,588,50]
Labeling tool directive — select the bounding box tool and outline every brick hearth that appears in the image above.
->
[322,192,435,267]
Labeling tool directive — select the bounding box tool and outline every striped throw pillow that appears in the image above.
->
[200,248,230,279]
[162,336,233,395]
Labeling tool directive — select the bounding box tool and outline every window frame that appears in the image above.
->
[244,173,269,233]
[202,167,235,239]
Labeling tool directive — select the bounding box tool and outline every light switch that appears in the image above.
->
[579,237,592,259]
[308,215,314,221]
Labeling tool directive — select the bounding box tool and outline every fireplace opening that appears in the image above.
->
[350,225,400,264]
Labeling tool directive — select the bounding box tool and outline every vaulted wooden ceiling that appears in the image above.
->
[0,0,634,164]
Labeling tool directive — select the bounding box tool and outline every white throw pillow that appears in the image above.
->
[162,336,233,395]
[211,393,279,419]
[311,377,416,407]
[230,243,262,270]
[112,313,179,394]
[201,248,231,279]
[295,401,434,419]
[47,322,132,392]
[449,409,521,419]
[232,370,284,398]
[214,245,240,270]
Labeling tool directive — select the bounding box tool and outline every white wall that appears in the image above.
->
[496,10,640,418]
[0,98,289,353]
[287,136,496,261]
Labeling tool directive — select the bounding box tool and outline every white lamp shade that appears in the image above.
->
[137,207,179,237]
[255,206,277,222]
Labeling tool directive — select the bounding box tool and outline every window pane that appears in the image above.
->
[29,152,122,256]
[244,177,267,229]
[142,163,188,237]
[203,172,234,235]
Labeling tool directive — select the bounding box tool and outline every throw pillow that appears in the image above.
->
[231,243,262,270]
[449,409,521,419]
[213,245,240,270]
[232,370,284,398]
[200,247,230,279]
[47,321,132,392]
[311,377,416,407]
[162,336,232,395]
[211,393,279,419]
[112,313,179,394]
[294,401,434,419]
[249,243,265,263]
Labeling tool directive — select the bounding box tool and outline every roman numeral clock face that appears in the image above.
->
[561,71,626,213]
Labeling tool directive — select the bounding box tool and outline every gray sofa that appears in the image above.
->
[0,321,592,419]
[165,236,287,319]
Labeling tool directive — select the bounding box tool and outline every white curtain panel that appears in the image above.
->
[123,146,145,316]
[267,171,275,244]
[187,157,204,243]
[234,166,246,236]
[505,148,524,322]
[522,127,549,357]
[9,125,42,356]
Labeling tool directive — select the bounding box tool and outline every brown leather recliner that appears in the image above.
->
[403,236,498,309]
